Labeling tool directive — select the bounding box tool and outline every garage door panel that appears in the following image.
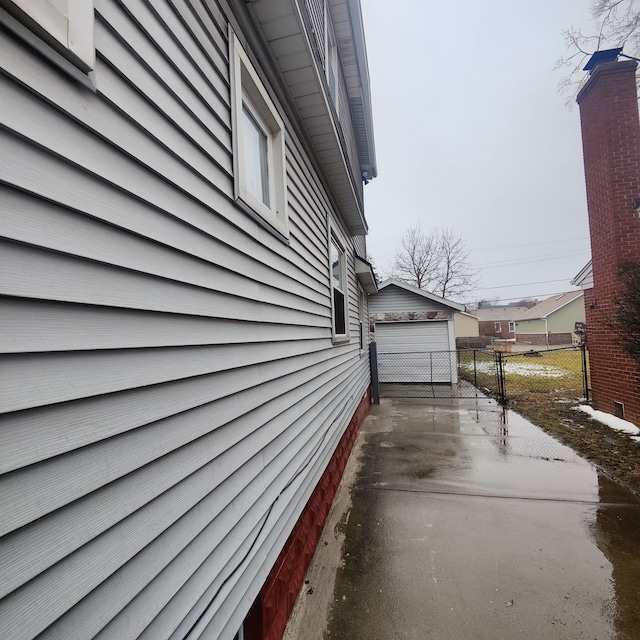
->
[375,322,454,383]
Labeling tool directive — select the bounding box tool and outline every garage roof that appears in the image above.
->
[376,278,465,311]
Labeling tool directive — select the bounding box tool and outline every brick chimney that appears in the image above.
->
[577,58,640,423]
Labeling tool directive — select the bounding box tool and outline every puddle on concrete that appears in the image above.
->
[324,398,640,640]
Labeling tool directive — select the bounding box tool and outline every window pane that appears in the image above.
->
[330,241,343,291]
[242,105,270,207]
[333,288,346,335]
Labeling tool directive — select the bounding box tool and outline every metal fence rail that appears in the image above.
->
[371,344,590,404]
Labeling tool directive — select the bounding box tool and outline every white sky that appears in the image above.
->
[360,0,596,305]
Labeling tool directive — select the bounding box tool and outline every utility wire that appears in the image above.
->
[476,249,589,268]
[474,278,570,291]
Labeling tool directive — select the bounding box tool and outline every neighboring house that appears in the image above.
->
[369,279,464,383]
[575,52,640,424]
[514,291,586,347]
[454,311,480,339]
[475,307,528,340]
[0,2,377,640]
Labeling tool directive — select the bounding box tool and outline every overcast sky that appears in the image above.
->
[360,0,596,305]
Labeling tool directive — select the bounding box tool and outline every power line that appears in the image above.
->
[474,278,570,291]
[476,249,589,268]
[469,290,581,304]
[471,237,590,254]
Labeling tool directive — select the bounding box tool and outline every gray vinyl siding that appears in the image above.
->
[0,2,370,640]
[369,285,452,314]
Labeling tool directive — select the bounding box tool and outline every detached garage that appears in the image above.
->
[369,279,464,384]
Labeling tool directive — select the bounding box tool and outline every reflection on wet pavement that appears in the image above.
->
[323,397,640,640]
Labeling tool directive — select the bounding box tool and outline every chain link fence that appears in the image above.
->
[372,344,590,403]
[496,345,590,404]
[377,350,490,399]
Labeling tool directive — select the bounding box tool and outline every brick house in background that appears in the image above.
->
[475,306,528,340]
[576,53,640,424]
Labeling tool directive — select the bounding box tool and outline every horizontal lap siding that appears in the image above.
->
[369,286,452,313]
[0,2,370,640]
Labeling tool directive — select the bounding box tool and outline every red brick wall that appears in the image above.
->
[478,320,516,340]
[577,60,640,424]
[244,388,371,640]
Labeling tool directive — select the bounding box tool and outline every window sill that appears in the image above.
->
[234,197,290,245]
[332,335,350,345]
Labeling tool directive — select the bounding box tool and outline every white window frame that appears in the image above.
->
[494,322,502,333]
[329,227,349,343]
[508,321,516,333]
[230,29,288,238]
[4,0,94,71]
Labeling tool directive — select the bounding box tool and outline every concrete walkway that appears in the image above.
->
[284,397,640,640]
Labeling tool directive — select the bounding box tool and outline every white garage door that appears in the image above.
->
[376,321,456,383]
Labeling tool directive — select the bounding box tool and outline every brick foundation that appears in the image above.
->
[244,388,371,640]
[577,59,640,425]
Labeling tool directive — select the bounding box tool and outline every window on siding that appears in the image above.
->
[230,29,288,237]
[330,235,348,340]
[242,100,271,207]
[3,0,95,71]
[494,322,502,333]
[508,321,515,333]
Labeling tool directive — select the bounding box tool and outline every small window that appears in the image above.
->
[330,234,348,340]
[242,100,271,207]
[3,0,95,71]
[494,322,502,333]
[230,29,288,237]
[508,321,515,333]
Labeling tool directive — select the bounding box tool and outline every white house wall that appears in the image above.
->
[0,2,371,639]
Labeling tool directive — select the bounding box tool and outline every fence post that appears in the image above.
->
[581,342,589,403]
[369,341,380,405]
[473,350,477,388]
[495,350,506,405]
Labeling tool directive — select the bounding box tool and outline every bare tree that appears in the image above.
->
[555,0,640,105]
[391,224,478,299]
[432,227,480,299]
[390,222,440,290]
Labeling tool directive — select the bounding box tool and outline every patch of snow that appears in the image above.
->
[460,360,566,378]
[576,405,640,435]
[631,436,640,444]
[505,363,566,378]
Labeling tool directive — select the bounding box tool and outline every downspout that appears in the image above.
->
[545,317,549,349]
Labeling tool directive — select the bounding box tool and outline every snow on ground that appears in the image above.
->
[461,361,566,378]
[576,405,640,436]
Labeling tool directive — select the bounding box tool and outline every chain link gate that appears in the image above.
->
[493,344,590,405]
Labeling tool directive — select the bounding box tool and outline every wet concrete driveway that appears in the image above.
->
[284,397,640,640]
